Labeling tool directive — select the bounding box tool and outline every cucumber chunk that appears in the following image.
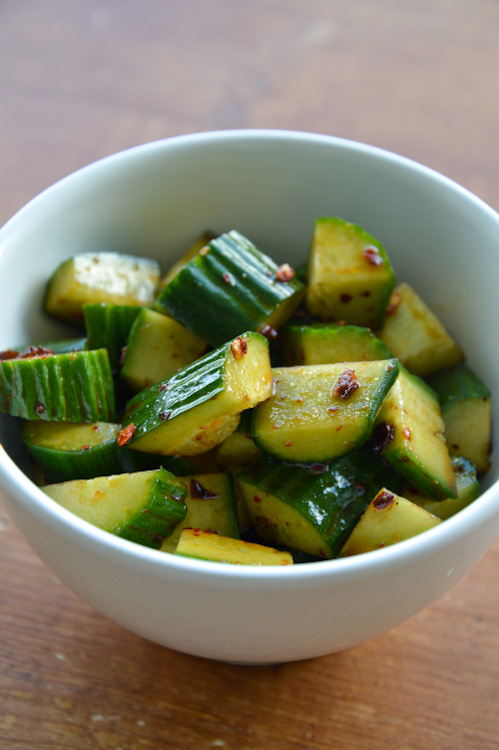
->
[42,468,187,548]
[121,331,272,456]
[251,359,399,462]
[306,217,396,328]
[425,363,492,473]
[83,303,144,373]
[45,252,160,324]
[404,456,481,520]
[155,230,305,347]
[377,282,463,376]
[161,472,239,554]
[281,323,392,366]
[175,528,293,565]
[373,366,457,500]
[120,308,207,393]
[0,349,115,423]
[236,446,403,559]
[339,488,441,556]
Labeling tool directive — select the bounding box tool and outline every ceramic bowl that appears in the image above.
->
[1,130,498,663]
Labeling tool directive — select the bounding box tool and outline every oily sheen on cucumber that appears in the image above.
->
[237,445,404,559]
[42,468,187,548]
[251,359,399,462]
[120,331,272,456]
[0,349,115,422]
[155,230,305,347]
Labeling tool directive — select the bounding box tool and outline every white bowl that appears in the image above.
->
[1,130,498,664]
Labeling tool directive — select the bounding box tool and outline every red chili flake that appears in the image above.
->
[159,410,172,422]
[319,548,329,559]
[253,493,262,503]
[0,350,19,361]
[35,403,45,415]
[190,478,220,500]
[402,426,411,441]
[158,382,169,393]
[386,291,401,316]
[335,425,343,432]
[117,423,136,447]
[257,324,278,340]
[285,440,293,447]
[340,293,353,303]
[231,336,247,360]
[373,490,395,510]
[372,421,395,455]
[451,442,460,450]
[20,346,55,359]
[310,463,328,474]
[363,245,384,266]
[275,263,295,282]
[81,445,90,451]
[222,272,233,285]
[92,425,100,432]
[355,482,366,495]
[328,406,338,413]
[192,527,203,535]
[332,369,360,400]
[119,346,127,366]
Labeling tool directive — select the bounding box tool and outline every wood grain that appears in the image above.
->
[1,1,499,748]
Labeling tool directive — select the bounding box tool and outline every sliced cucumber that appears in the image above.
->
[175,528,293,565]
[251,359,399,462]
[280,323,392,366]
[425,363,492,473]
[45,252,160,324]
[121,331,272,456]
[339,488,441,556]
[161,472,239,553]
[42,468,187,548]
[404,456,481,520]
[20,420,129,482]
[120,308,207,393]
[377,282,463,376]
[306,217,396,328]
[155,230,305,347]
[373,366,457,500]
[0,349,115,422]
[83,303,144,373]
[236,446,403,558]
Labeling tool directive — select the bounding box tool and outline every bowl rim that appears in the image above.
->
[1,127,498,582]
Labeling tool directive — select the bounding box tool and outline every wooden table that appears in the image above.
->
[1,2,498,748]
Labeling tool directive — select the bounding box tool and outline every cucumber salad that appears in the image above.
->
[0,219,492,565]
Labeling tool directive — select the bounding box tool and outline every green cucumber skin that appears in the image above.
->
[281,323,392,366]
[116,469,187,548]
[124,346,228,444]
[155,231,305,347]
[425,363,491,405]
[36,338,89,354]
[83,304,144,372]
[124,334,265,447]
[19,423,156,482]
[0,350,115,422]
[238,446,403,558]
[21,424,216,483]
